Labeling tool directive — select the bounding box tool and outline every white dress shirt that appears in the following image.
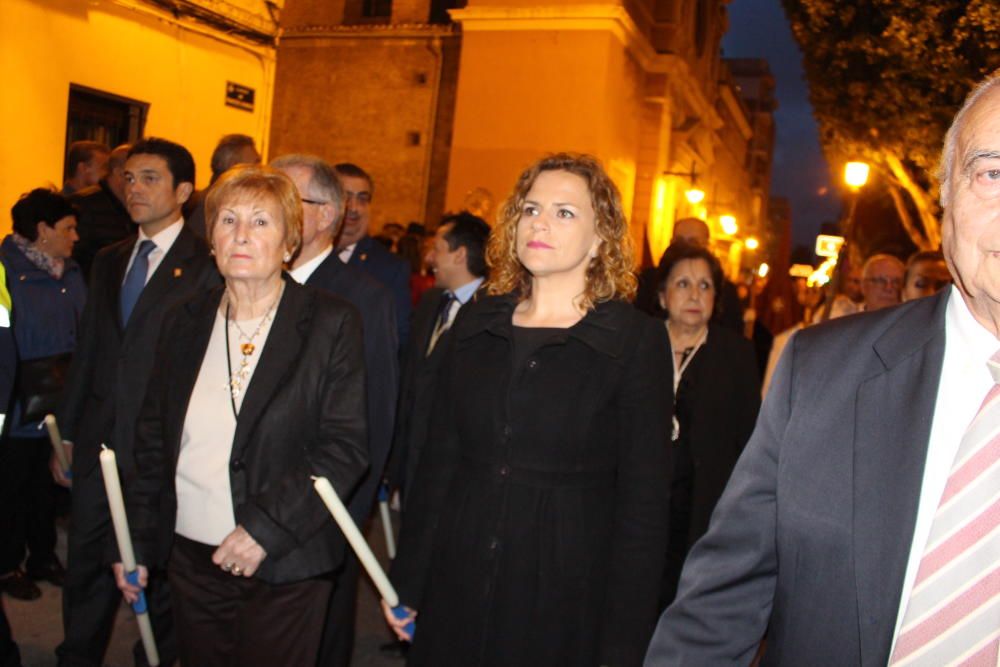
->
[122,218,184,285]
[338,242,357,264]
[890,286,999,649]
[289,244,333,284]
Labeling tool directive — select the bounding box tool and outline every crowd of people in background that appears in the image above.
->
[0,71,994,667]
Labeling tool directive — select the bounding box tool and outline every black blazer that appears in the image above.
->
[347,235,412,349]
[388,287,471,500]
[673,324,761,542]
[58,225,219,477]
[127,278,369,585]
[644,291,950,666]
[69,180,134,282]
[306,252,399,523]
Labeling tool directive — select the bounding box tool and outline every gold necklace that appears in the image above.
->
[225,287,282,401]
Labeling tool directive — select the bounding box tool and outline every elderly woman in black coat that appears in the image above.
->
[384,153,672,667]
[655,242,761,608]
[117,165,368,666]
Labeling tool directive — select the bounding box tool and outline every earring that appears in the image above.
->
[283,253,292,263]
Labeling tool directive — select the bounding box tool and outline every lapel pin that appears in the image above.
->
[360,253,368,261]
[173,268,183,278]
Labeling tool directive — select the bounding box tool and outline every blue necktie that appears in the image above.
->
[120,240,155,325]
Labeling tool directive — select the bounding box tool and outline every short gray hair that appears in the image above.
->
[938,72,1000,207]
[270,154,345,227]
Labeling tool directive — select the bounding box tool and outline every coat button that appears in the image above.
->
[499,464,510,477]
[526,359,538,369]
[502,424,512,438]
[230,459,245,472]
[61,287,67,294]
[489,537,500,550]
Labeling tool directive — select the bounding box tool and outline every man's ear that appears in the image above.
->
[176,181,194,205]
[318,204,340,234]
[454,245,467,268]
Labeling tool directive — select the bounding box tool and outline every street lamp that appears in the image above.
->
[745,237,760,250]
[684,188,705,204]
[720,215,738,236]
[844,161,870,189]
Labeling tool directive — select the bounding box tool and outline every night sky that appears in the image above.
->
[722,0,841,249]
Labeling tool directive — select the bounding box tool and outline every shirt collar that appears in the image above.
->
[137,218,184,253]
[289,244,333,284]
[946,285,1000,381]
[450,277,484,305]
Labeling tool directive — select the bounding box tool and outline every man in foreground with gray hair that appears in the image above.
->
[645,73,1000,665]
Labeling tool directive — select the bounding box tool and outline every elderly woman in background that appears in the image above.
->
[0,189,84,600]
[117,165,368,666]
[901,250,950,302]
[656,242,760,608]
[386,153,671,667]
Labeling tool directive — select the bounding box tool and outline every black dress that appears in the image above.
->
[661,323,761,607]
[390,295,673,667]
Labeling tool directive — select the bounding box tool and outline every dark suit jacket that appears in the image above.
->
[387,286,471,501]
[347,235,412,349]
[128,278,369,585]
[644,290,950,666]
[306,252,399,523]
[58,225,220,477]
[69,180,134,282]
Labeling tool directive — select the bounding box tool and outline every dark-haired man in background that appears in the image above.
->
[70,144,133,280]
[390,212,490,503]
[333,163,411,350]
[185,134,260,239]
[54,137,219,667]
[62,141,110,197]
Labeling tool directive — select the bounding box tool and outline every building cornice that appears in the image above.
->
[280,22,459,40]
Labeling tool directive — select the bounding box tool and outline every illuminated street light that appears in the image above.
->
[844,161,870,189]
[720,215,738,235]
[745,237,760,250]
[685,188,706,205]
[757,263,769,278]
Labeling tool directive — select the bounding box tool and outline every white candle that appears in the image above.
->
[312,476,399,606]
[378,484,397,559]
[99,445,160,666]
[44,414,71,475]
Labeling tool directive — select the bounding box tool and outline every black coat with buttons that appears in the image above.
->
[390,294,672,667]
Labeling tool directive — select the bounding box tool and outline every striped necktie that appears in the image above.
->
[889,351,1000,666]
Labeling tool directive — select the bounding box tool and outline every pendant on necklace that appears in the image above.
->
[241,343,255,356]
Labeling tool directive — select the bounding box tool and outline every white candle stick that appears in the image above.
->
[99,445,160,666]
[313,476,414,637]
[44,414,71,477]
[378,483,397,559]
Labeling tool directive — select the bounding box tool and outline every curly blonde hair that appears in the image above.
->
[485,153,637,309]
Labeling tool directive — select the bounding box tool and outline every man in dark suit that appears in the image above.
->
[70,144,133,281]
[273,154,399,667]
[645,75,1000,665]
[333,163,411,350]
[389,212,490,503]
[53,137,219,667]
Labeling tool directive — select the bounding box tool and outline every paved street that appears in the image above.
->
[6,513,404,667]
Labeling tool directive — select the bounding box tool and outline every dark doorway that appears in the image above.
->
[64,85,148,179]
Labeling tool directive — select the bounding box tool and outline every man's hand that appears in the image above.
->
[49,441,72,488]
[112,562,148,605]
[211,525,267,577]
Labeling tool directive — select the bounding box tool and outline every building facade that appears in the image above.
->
[272,0,776,266]
[1,0,278,222]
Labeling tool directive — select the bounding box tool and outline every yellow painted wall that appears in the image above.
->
[445,29,643,229]
[0,0,275,233]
